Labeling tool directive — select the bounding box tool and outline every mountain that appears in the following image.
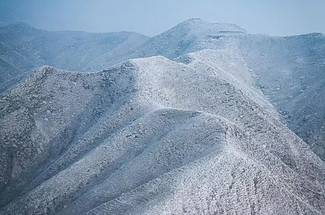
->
[86,18,245,70]
[0,22,149,92]
[2,20,323,159]
[132,18,245,58]
[0,19,325,214]
[238,33,325,159]
[0,51,324,214]
[93,18,325,160]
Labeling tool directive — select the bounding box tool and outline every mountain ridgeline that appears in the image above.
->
[0,19,324,214]
[0,22,149,92]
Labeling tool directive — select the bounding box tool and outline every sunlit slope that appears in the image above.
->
[1,54,324,214]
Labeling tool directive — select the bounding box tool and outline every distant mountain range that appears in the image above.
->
[0,19,324,214]
[0,22,149,92]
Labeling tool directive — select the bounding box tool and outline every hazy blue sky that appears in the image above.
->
[0,0,324,36]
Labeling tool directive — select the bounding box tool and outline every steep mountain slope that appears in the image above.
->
[1,19,323,160]
[1,53,324,214]
[0,41,36,92]
[95,18,325,160]
[238,33,325,159]
[0,22,148,91]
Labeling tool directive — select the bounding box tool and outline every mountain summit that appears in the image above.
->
[172,18,246,35]
[0,19,324,214]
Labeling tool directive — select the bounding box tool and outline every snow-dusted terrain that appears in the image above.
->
[0,22,148,92]
[238,33,325,160]
[0,19,325,214]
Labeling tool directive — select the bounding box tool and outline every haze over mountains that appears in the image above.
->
[0,22,148,92]
[0,19,324,214]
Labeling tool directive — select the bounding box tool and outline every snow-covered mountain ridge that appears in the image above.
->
[0,19,324,214]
